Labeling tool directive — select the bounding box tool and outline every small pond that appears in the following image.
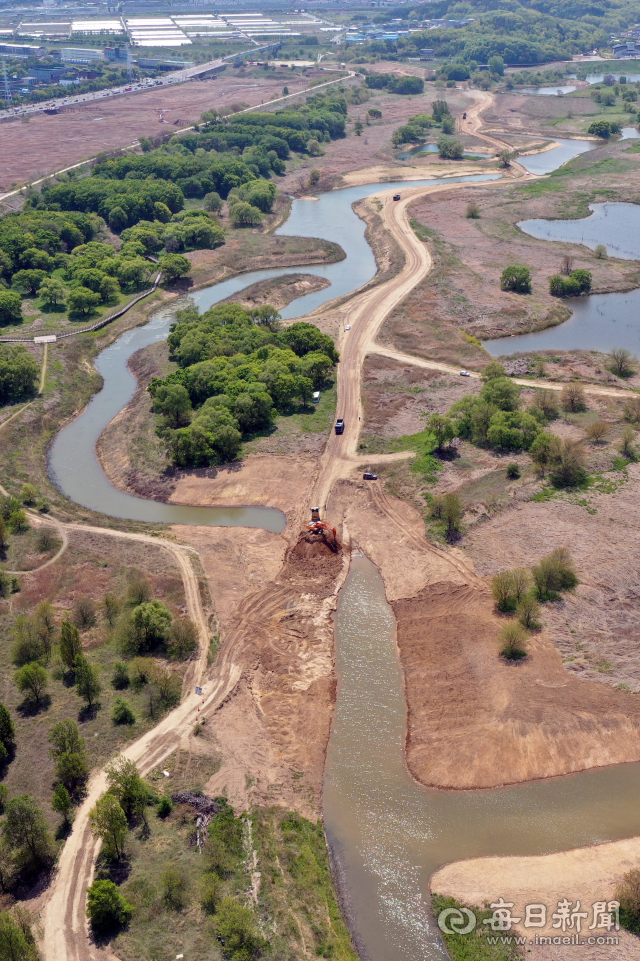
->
[520,85,578,95]
[397,142,491,161]
[484,202,640,356]
[517,137,595,175]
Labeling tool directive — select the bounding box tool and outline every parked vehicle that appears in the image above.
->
[363,472,378,480]
[335,418,345,435]
[459,370,471,377]
[463,112,467,119]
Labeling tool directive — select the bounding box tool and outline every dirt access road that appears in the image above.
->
[32,89,636,960]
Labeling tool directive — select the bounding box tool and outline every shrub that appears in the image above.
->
[549,439,587,488]
[617,868,640,933]
[620,425,637,459]
[506,462,521,479]
[112,698,135,725]
[530,388,559,420]
[588,119,618,137]
[609,347,636,378]
[517,594,541,630]
[585,420,608,443]
[20,484,37,505]
[623,396,640,423]
[560,383,586,412]
[532,547,578,601]
[157,796,172,818]
[491,568,531,612]
[430,492,462,538]
[480,361,506,383]
[72,597,96,630]
[200,875,222,914]
[204,191,223,213]
[549,271,591,297]
[103,593,120,627]
[86,879,132,933]
[35,527,57,553]
[594,244,607,259]
[126,571,151,606]
[466,202,480,219]
[500,265,531,294]
[111,662,129,689]
[438,136,463,159]
[481,376,520,411]
[213,898,265,960]
[161,864,187,910]
[499,622,528,660]
[167,618,198,661]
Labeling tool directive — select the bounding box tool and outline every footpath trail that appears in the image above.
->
[13,86,632,959]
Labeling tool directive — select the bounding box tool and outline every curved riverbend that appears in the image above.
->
[46,161,640,961]
[325,554,640,961]
[49,175,499,528]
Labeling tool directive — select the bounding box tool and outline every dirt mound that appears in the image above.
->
[281,532,344,595]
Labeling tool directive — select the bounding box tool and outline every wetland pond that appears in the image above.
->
[484,202,640,356]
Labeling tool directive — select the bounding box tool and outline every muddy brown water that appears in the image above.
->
[46,167,638,960]
[325,553,640,961]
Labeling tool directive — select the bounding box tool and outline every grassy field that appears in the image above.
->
[109,794,358,961]
[0,524,192,831]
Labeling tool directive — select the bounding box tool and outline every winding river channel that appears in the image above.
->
[46,160,640,961]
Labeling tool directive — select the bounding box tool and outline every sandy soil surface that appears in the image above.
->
[165,454,346,815]
[222,272,330,311]
[431,840,640,960]
[0,69,330,192]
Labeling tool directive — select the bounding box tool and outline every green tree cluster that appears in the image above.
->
[0,208,92,292]
[392,112,436,145]
[0,345,40,399]
[49,719,88,795]
[148,305,338,468]
[365,73,424,94]
[549,269,591,297]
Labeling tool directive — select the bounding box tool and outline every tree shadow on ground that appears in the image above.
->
[78,702,100,724]
[17,694,51,717]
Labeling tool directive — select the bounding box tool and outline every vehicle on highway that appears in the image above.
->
[393,194,401,201]
[345,325,351,331]
[363,472,378,480]
[335,418,345,435]
[459,370,471,377]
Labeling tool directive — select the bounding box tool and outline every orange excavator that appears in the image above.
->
[307,508,339,552]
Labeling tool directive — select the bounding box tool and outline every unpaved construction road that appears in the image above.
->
[9,88,633,959]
